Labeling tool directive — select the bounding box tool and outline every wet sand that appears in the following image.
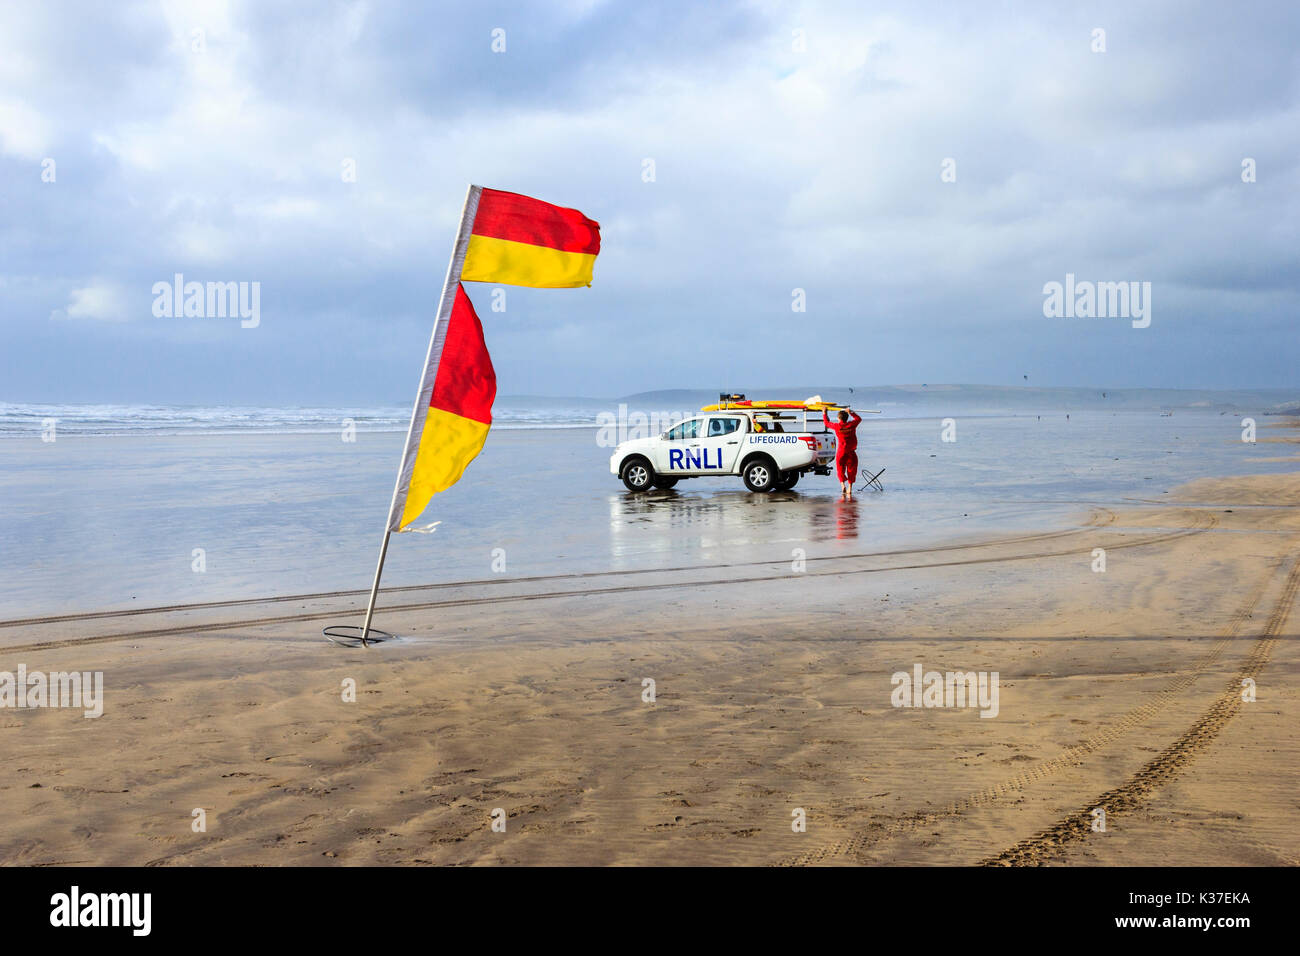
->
[1,463,1298,866]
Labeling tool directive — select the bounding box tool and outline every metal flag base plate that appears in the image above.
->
[322,624,394,648]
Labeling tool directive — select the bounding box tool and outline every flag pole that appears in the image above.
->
[357,183,480,647]
[357,526,390,650]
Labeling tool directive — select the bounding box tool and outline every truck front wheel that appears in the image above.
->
[653,476,679,489]
[742,457,778,492]
[621,457,654,492]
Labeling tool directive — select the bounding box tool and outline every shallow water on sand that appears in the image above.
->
[0,410,1291,616]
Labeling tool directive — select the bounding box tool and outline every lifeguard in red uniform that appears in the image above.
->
[823,408,862,499]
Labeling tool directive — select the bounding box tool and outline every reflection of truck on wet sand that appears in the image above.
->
[609,395,853,493]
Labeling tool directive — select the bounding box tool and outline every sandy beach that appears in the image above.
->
[2,429,1297,866]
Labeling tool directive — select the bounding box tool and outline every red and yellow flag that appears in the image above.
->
[392,282,496,531]
[388,186,598,533]
[461,187,601,288]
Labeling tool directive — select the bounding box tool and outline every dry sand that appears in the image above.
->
[2,466,1298,866]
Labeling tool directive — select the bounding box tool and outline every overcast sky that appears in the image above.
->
[1,0,1297,405]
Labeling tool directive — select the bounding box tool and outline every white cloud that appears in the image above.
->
[0,97,51,160]
[54,282,132,322]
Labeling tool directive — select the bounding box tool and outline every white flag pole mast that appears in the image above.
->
[357,183,481,648]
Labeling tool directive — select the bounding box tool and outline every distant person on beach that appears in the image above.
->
[824,408,863,499]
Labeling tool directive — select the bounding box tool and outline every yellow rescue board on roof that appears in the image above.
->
[701,400,843,411]
[700,397,881,413]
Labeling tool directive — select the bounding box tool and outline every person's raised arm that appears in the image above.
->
[849,410,862,427]
[822,409,832,428]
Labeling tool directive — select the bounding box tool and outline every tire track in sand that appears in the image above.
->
[0,511,1118,631]
[981,554,1300,866]
[779,514,1284,867]
[5,514,1204,657]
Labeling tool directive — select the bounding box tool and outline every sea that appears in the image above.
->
[0,387,1295,617]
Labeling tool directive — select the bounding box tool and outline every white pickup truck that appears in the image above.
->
[610,403,838,493]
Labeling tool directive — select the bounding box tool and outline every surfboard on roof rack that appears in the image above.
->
[700,393,881,414]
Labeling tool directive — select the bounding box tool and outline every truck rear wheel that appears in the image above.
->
[742,457,777,492]
[621,457,654,492]
[775,470,800,491]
